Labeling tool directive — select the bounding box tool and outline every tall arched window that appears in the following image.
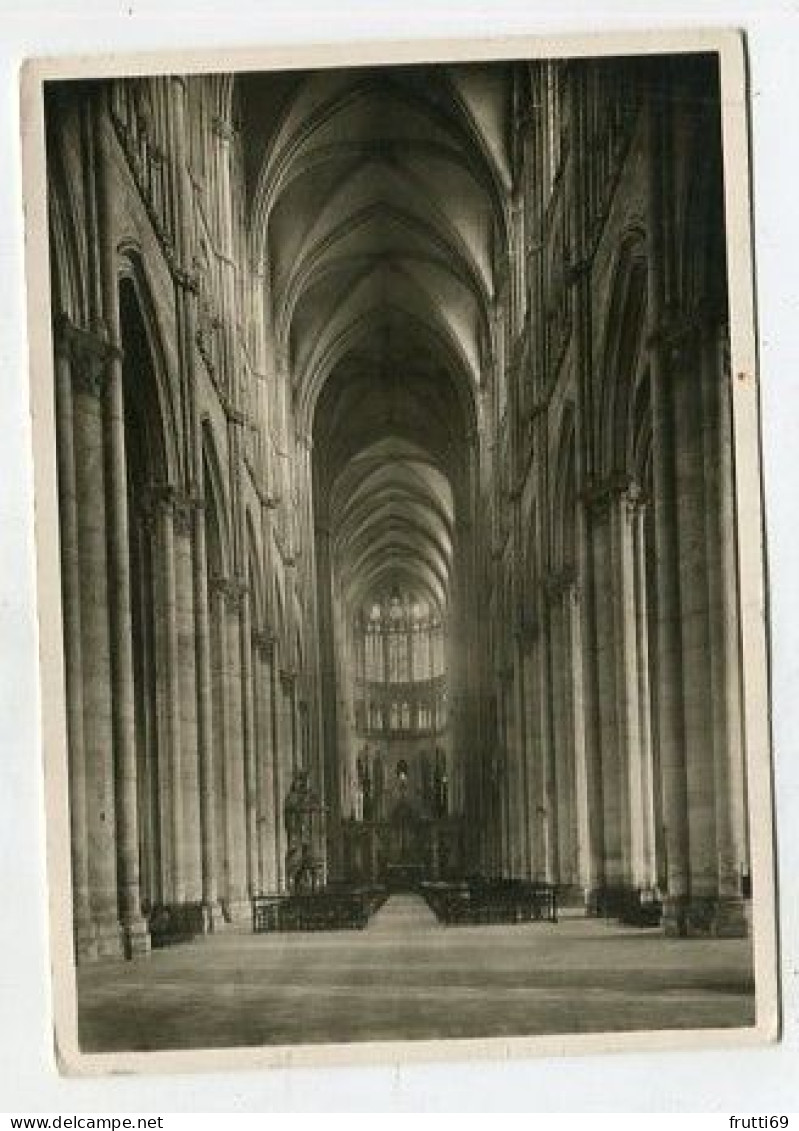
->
[412,621,426,679]
[365,604,383,681]
[387,593,409,682]
[431,618,445,677]
[355,590,447,738]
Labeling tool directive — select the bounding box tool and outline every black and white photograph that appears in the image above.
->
[21,29,776,1073]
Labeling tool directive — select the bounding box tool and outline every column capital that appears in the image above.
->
[172,494,196,538]
[280,667,298,690]
[172,264,200,294]
[646,299,722,363]
[229,578,248,613]
[211,115,236,143]
[565,254,593,287]
[222,396,247,427]
[581,471,639,513]
[531,396,550,420]
[135,501,158,536]
[54,314,122,398]
[209,574,248,612]
[53,312,80,360]
[514,606,540,644]
[252,628,276,658]
[624,491,650,523]
[208,573,229,597]
[145,482,201,527]
[275,344,290,377]
[544,569,578,602]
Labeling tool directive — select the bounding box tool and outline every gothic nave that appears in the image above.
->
[45,51,755,1044]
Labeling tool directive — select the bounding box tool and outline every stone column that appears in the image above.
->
[546,576,576,889]
[706,324,748,935]
[674,341,719,915]
[590,489,624,887]
[71,335,120,957]
[54,332,96,961]
[646,75,690,933]
[496,672,511,877]
[225,581,248,917]
[173,497,202,902]
[315,517,340,831]
[576,493,606,905]
[513,637,533,878]
[193,503,218,926]
[652,420,690,929]
[296,696,307,774]
[156,489,184,906]
[94,102,149,956]
[105,335,150,957]
[278,669,297,886]
[522,630,546,881]
[254,632,278,893]
[612,487,642,889]
[503,658,524,877]
[272,656,286,891]
[240,588,258,896]
[133,509,160,909]
[297,435,323,807]
[565,579,594,893]
[717,334,748,929]
[538,612,558,883]
[250,632,264,895]
[289,673,300,772]
[632,500,658,887]
[210,578,232,907]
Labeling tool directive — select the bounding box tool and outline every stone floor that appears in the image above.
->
[77,895,756,1052]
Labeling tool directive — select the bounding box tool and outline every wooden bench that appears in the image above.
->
[251,894,284,933]
[587,885,662,927]
[252,886,388,933]
[421,879,558,926]
[147,902,206,948]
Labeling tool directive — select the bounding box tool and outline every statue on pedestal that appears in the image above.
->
[284,769,323,893]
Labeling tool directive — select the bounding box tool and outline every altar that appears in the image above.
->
[331,811,464,887]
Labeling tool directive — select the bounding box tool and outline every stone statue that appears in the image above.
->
[284,769,321,893]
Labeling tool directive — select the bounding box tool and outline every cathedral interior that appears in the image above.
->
[45,52,756,1045]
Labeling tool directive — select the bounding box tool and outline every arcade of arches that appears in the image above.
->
[46,52,750,966]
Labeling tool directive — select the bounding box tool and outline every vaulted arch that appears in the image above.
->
[47,55,754,980]
[201,419,232,580]
[118,255,181,490]
[596,235,649,478]
[48,158,88,326]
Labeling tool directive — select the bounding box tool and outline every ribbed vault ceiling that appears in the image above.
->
[328,438,454,611]
[240,63,512,620]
